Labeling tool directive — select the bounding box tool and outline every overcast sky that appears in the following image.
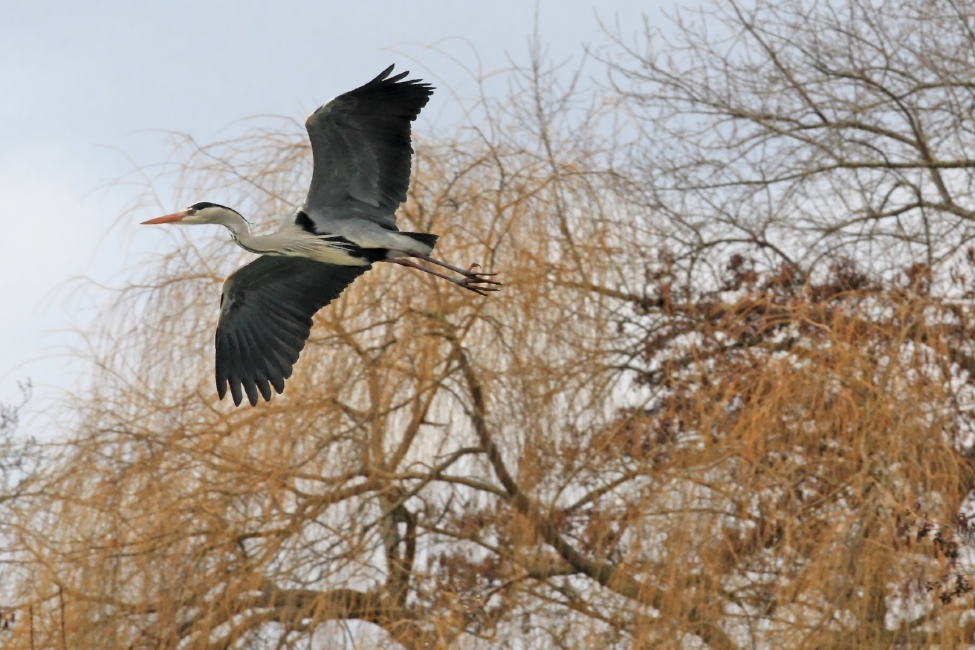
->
[0,0,668,413]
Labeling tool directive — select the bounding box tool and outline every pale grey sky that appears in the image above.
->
[0,0,668,408]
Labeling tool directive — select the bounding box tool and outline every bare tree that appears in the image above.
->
[605,0,975,283]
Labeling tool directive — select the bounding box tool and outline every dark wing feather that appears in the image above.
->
[303,65,434,228]
[215,255,371,406]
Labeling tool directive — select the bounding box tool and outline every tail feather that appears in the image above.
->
[403,232,439,251]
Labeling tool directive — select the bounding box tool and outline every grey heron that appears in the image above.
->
[142,65,500,407]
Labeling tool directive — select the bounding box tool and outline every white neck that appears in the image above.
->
[196,207,268,252]
[205,208,297,257]
[203,207,249,236]
[196,205,362,265]
[221,218,268,254]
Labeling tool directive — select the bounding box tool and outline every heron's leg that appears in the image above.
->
[383,259,500,296]
[388,250,502,285]
[416,254,501,283]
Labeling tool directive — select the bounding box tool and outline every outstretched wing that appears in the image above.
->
[303,65,434,229]
[215,255,371,406]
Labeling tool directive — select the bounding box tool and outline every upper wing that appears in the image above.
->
[303,65,434,229]
[215,255,371,406]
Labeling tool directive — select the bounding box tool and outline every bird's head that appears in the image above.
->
[142,202,246,227]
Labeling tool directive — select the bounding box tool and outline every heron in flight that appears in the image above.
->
[142,65,500,406]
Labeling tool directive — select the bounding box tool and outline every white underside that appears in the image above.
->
[232,224,367,266]
[231,216,433,267]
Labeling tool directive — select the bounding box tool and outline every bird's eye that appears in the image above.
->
[187,208,197,215]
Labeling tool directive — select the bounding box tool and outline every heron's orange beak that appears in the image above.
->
[141,210,188,225]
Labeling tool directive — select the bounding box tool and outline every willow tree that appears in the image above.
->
[4,2,975,649]
[4,57,677,649]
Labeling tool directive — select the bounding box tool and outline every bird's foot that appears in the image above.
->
[459,273,502,296]
[456,263,502,295]
[461,263,501,282]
